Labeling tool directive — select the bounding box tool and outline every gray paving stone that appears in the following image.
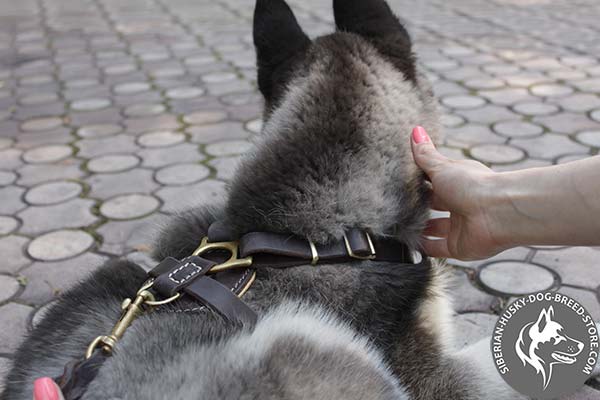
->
[0,171,17,186]
[125,114,181,134]
[546,68,587,81]
[592,109,600,123]
[534,247,600,289]
[86,168,158,199]
[19,92,59,105]
[209,156,242,180]
[104,64,137,75]
[137,130,185,148]
[18,163,84,188]
[0,138,12,150]
[20,116,63,132]
[100,193,160,220]
[451,312,498,350]
[463,77,505,90]
[479,88,537,106]
[440,94,486,109]
[0,235,31,274]
[183,110,228,125]
[87,154,140,173]
[124,103,166,117]
[0,275,20,302]
[201,72,237,83]
[571,78,600,93]
[98,214,164,255]
[189,121,250,144]
[113,82,151,94]
[77,135,138,158]
[0,186,26,214]
[511,134,589,160]
[24,181,82,205]
[156,179,227,213]
[502,72,551,87]
[478,261,557,295]
[0,216,18,235]
[530,83,575,97]
[493,120,544,139]
[470,144,525,164]
[77,123,123,138]
[20,252,107,305]
[0,303,32,353]
[0,148,23,170]
[205,140,253,156]
[450,269,496,313]
[533,112,600,135]
[520,57,564,71]
[443,124,506,148]
[155,163,210,185]
[166,87,204,99]
[576,130,600,147]
[18,198,98,235]
[552,93,600,113]
[28,229,95,261]
[71,98,111,111]
[512,102,559,116]
[22,144,73,163]
[137,142,204,168]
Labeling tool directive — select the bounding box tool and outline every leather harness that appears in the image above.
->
[54,225,424,399]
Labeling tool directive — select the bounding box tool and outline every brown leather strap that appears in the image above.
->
[150,256,215,296]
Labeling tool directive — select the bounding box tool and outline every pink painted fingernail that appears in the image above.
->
[412,126,430,144]
[33,377,59,400]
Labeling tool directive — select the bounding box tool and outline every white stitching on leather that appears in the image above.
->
[231,269,250,292]
[169,261,202,284]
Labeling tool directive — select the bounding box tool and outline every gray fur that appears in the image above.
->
[1,1,520,399]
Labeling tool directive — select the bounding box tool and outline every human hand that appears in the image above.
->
[33,377,64,400]
[411,126,507,260]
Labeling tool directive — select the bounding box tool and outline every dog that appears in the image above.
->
[2,1,528,399]
[516,306,584,389]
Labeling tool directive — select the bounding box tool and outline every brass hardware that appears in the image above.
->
[343,231,376,260]
[308,240,319,266]
[192,237,253,273]
[238,271,256,297]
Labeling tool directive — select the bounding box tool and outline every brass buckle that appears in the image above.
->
[192,237,253,273]
[308,239,319,266]
[343,231,376,260]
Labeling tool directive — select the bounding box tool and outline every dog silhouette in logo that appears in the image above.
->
[515,306,584,389]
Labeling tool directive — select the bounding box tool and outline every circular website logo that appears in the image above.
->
[491,292,599,399]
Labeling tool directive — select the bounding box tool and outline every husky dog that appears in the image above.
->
[516,306,584,389]
[2,1,525,399]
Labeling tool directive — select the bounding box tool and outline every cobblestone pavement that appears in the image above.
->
[0,0,599,397]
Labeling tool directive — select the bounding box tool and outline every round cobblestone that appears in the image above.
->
[137,131,185,148]
[493,120,544,138]
[201,72,237,83]
[21,117,63,132]
[124,103,166,117]
[206,140,253,156]
[463,77,505,90]
[20,92,59,105]
[104,64,136,75]
[87,154,140,173]
[64,79,98,89]
[440,114,466,128]
[0,275,19,302]
[477,261,558,296]
[441,94,486,109]
[512,102,559,116]
[165,87,204,99]
[22,145,73,163]
[556,154,590,164]
[25,181,82,205]
[183,110,228,125]
[470,144,525,164]
[78,123,123,138]
[71,98,111,111]
[152,68,185,79]
[100,194,160,220]
[155,163,210,185]
[113,82,151,94]
[591,109,600,123]
[28,230,94,261]
[575,130,600,147]
[20,74,53,86]
[0,171,16,186]
[0,216,18,235]
[530,83,574,97]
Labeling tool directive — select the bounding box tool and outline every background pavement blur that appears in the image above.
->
[0,0,599,397]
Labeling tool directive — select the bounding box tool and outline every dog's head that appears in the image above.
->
[225,0,439,247]
[516,306,584,388]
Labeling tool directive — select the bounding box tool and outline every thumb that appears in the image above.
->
[33,377,64,400]
[411,126,447,177]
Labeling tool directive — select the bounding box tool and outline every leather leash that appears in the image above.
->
[54,227,423,399]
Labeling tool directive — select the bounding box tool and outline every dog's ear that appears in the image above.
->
[333,0,415,82]
[535,307,552,333]
[253,0,310,108]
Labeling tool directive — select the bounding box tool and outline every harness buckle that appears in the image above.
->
[343,231,376,260]
[192,237,253,273]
